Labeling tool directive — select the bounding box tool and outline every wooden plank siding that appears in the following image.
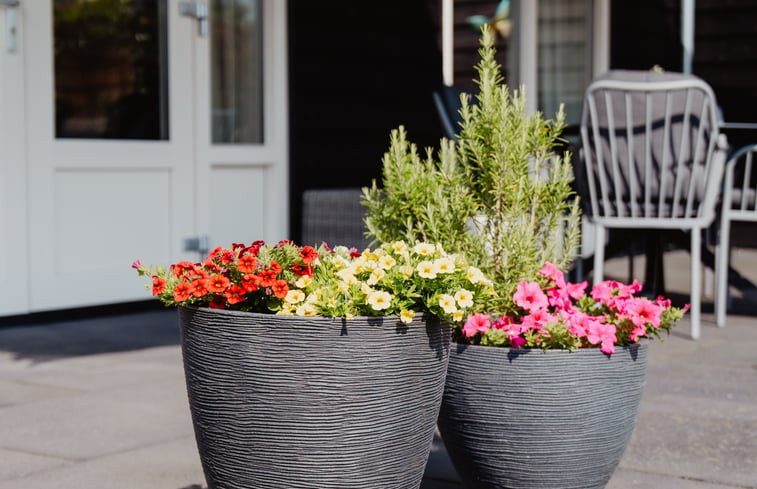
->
[287,2,444,242]
[611,0,757,132]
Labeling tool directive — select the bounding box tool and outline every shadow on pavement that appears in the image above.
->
[0,306,179,363]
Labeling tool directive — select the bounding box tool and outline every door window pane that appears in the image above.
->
[53,0,169,140]
[211,0,263,144]
[538,0,593,126]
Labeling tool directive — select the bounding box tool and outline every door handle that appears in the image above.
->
[0,0,19,53]
[179,1,208,37]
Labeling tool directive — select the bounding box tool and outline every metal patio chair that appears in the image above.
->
[301,188,370,250]
[715,143,757,327]
[432,86,473,141]
[580,70,728,339]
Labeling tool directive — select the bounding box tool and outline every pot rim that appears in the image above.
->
[179,304,436,323]
[450,338,648,354]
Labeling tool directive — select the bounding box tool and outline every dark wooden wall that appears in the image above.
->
[288,1,444,242]
[611,0,757,148]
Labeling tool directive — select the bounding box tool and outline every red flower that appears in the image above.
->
[246,241,265,256]
[291,264,313,277]
[225,285,247,304]
[349,247,362,258]
[191,278,210,297]
[152,277,166,295]
[269,260,282,274]
[173,282,194,302]
[241,273,260,292]
[208,247,234,265]
[300,246,318,264]
[207,274,231,293]
[208,296,226,309]
[271,279,289,299]
[257,269,278,287]
[171,261,195,277]
[201,259,222,272]
[237,254,258,273]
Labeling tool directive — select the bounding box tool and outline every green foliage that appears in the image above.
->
[363,26,581,316]
[362,128,482,259]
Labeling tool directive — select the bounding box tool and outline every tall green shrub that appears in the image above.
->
[362,27,581,315]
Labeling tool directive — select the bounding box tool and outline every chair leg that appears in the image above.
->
[593,224,606,285]
[715,216,731,327]
[690,228,701,340]
[704,225,714,297]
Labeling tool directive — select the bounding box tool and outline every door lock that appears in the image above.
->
[179,1,208,37]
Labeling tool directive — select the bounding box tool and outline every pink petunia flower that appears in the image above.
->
[539,262,566,288]
[514,281,549,312]
[462,313,492,337]
[624,297,663,328]
[586,321,617,354]
[493,315,529,348]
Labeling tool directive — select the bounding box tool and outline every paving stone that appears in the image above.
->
[0,437,204,489]
[0,448,72,481]
[0,378,194,461]
[0,349,185,393]
[0,379,75,408]
[607,467,741,489]
[620,408,757,488]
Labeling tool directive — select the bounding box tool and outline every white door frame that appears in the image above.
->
[0,0,289,315]
[191,0,289,250]
[0,4,29,315]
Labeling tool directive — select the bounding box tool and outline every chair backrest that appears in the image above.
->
[723,143,757,222]
[301,188,370,250]
[580,70,726,227]
[432,86,473,141]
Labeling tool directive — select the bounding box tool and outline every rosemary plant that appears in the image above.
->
[362,26,581,315]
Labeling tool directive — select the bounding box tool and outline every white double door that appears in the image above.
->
[0,0,288,315]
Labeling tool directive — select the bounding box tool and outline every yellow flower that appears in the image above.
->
[434,257,455,274]
[364,251,380,262]
[276,304,294,315]
[413,242,436,256]
[336,281,349,293]
[392,241,408,254]
[332,255,351,270]
[466,266,485,284]
[361,283,373,295]
[285,289,306,304]
[454,289,474,308]
[438,294,458,314]
[295,275,312,288]
[337,267,357,284]
[451,310,464,322]
[378,255,397,270]
[295,303,317,316]
[305,289,323,304]
[400,309,415,324]
[367,290,393,311]
[399,265,414,278]
[367,268,386,285]
[416,260,438,279]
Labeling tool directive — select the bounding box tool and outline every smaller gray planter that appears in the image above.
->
[178,306,450,489]
[437,341,648,489]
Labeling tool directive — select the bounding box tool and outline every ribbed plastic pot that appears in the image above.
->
[437,341,648,489]
[178,306,450,489]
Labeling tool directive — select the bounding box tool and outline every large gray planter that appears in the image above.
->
[437,341,648,489]
[178,306,450,489]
